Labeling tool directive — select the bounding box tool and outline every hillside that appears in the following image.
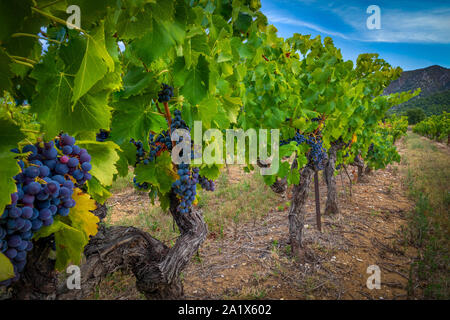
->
[385,65,450,115]
[387,89,450,116]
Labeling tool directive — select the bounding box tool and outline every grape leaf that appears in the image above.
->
[72,23,114,106]
[134,151,175,194]
[86,176,111,205]
[68,188,99,240]
[181,54,209,105]
[0,152,21,216]
[111,94,167,145]
[0,119,25,211]
[0,252,14,282]
[76,140,121,186]
[33,219,86,271]
[130,18,185,65]
[31,51,112,139]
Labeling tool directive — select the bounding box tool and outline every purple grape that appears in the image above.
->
[81,162,92,171]
[10,192,18,204]
[43,147,57,159]
[22,194,35,205]
[61,134,75,146]
[62,145,73,155]
[44,159,57,170]
[72,145,81,155]
[39,208,52,220]
[26,182,42,195]
[39,165,50,177]
[43,217,53,227]
[5,248,17,259]
[21,207,33,219]
[58,207,70,217]
[73,170,83,180]
[24,166,40,178]
[55,163,69,175]
[7,235,22,248]
[15,251,26,262]
[8,206,22,218]
[67,157,79,168]
[31,219,43,231]
[80,153,91,163]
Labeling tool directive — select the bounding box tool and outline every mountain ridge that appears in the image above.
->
[385,65,450,115]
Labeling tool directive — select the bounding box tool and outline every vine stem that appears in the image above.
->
[21,129,41,134]
[11,32,62,44]
[10,55,37,65]
[163,102,172,130]
[155,102,163,115]
[11,59,34,68]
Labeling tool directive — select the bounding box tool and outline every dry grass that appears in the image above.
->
[397,132,450,299]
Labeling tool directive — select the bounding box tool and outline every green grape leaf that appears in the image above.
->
[0,152,21,215]
[199,164,220,180]
[131,18,185,65]
[0,119,25,211]
[181,54,209,105]
[134,151,175,194]
[119,67,158,99]
[76,140,121,186]
[72,23,114,106]
[86,176,111,205]
[111,94,167,145]
[33,219,86,271]
[31,52,112,139]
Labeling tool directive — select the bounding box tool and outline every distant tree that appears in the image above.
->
[406,108,426,124]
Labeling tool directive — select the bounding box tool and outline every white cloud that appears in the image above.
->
[330,5,450,43]
[266,12,351,40]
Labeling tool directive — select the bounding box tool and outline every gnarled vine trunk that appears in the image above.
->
[11,192,207,300]
[323,142,342,215]
[288,165,314,259]
[352,154,365,182]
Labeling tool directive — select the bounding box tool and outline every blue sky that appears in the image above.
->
[261,0,450,71]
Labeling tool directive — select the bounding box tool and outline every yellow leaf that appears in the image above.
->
[69,188,99,240]
[0,252,14,282]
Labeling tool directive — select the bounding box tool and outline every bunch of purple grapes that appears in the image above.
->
[199,176,215,191]
[157,83,174,103]
[280,131,327,170]
[96,129,110,142]
[306,135,328,170]
[0,134,92,287]
[280,131,306,146]
[172,164,197,214]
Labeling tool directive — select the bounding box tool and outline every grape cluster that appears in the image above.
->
[280,131,306,146]
[306,135,327,170]
[132,177,149,190]
[158,83,174,103]
[129,108,215,214]
[96,129,110,142]
[172,164,197,214]
[0,134,92,286]
[199,176,215,191]
[280,132,327,170]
